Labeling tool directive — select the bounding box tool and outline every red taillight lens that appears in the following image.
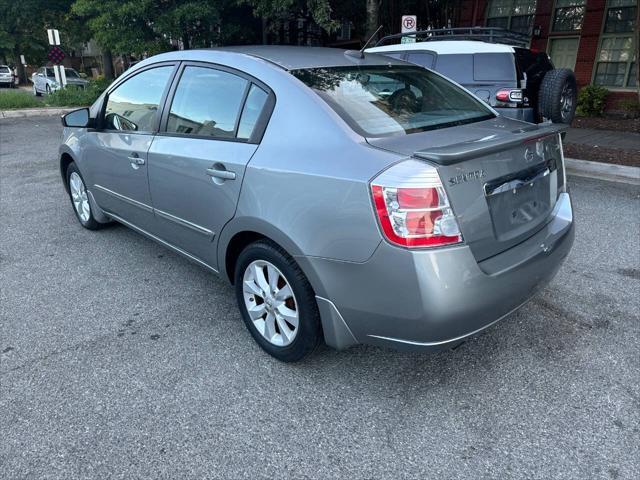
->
[496,89,523,103]
[371,162,462,248]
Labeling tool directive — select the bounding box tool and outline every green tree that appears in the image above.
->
[71,0,167,57]
[0,0,75,82]
[240,0,339,33]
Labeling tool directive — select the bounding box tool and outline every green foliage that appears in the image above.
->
[71,0,258,55]
[45,78,108,106]
[0,89,42,109]
[71,0,168,56]
[0,0,76,66]
[236,0,338,32]
[576,85,610,117]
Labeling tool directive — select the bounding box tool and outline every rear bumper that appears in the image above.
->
[496,106,536,124]
[302,192,574,351]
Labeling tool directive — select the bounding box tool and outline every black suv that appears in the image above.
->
[367,28,577,124]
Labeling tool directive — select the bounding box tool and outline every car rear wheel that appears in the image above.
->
[234,240,322,362]
[46,85,51,95]
[539,68,577,124]
[66,163,100,230]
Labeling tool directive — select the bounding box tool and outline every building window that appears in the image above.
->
[594,0,637,88]
[486,0,538,35]
[604,0,637,32]
[552,0,586,31]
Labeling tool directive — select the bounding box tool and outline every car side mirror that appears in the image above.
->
[62,108,93,128]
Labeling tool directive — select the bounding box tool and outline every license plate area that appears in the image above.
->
[484,161,557,241]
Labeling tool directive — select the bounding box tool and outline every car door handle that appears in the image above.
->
[206,168,236,181]
[128,155,145,169]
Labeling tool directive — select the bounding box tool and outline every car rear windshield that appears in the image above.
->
[291,65,494,137]
[0,66,10,73]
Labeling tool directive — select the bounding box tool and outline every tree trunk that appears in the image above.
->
[636,7,639,102]
[102,50,114,80]
[181,32,190,50]
[366,0,380,40]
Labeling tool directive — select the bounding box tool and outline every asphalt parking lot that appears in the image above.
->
[1,116,639,479]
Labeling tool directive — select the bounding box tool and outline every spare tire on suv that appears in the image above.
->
[538,68,577,124]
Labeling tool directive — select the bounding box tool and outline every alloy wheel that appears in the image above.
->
[69,171,90,222]
[560,84,574,122]
[242,259,299,347]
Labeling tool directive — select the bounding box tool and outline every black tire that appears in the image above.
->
[34,85,41,97]
[538,68,577,124]
[234,240,322,362]
[66,162,101,230]
[46,85,51,95]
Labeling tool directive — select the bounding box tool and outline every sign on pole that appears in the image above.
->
[401,15,417,44]
[46,28,66,88]
[20,54,26,65]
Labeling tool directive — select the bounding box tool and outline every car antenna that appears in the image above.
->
[345,25,383,59]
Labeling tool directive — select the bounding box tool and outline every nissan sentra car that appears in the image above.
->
[58,46,574,361]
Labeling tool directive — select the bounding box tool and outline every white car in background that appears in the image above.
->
[31,67,89,96]
[0,65,15,88]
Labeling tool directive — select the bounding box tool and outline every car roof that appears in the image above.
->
[211,45,409,70]
[366,40,515,55]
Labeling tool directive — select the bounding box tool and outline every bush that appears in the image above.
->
[576,85,609,117]
[45,78,110,107]
[0,90,42,109]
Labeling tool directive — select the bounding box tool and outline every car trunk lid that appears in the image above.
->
[367,117,567,261]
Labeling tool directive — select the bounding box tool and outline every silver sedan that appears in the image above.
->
[58,47,574,361]
[32,67,89,95]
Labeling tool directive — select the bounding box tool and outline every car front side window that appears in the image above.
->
[103,66,174,133]
[166,66,250,139]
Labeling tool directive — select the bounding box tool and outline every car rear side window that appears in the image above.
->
[237,84,269,140]
[104,66,173,133]
[435,54,474,83]
[292,65,494,137]
[405,52,436,69]
[166,66,248,139]
[473,53,516,81]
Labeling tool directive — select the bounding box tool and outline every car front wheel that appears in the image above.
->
[66,163,100,230]
[234,240,322,362]
[33,84,41,96]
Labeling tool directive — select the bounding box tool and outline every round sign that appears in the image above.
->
[403,17,416,29]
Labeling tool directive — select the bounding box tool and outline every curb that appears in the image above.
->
[565,158,640,185]
[0,107,83,119]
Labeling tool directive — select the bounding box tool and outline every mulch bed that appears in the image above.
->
[571,116,640,133]
[563,143,640,167]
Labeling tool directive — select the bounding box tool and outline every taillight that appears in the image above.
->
[496,89,523,103]
[370,160,462,248]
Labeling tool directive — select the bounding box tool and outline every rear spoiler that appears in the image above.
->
[414,123,568,165]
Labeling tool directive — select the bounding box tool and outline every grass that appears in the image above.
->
[0,78,110,110]
[0,89,42,109]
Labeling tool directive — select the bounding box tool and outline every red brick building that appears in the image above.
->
[459,0,638,112]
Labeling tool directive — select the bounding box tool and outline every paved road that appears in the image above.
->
[1,116,639,479]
